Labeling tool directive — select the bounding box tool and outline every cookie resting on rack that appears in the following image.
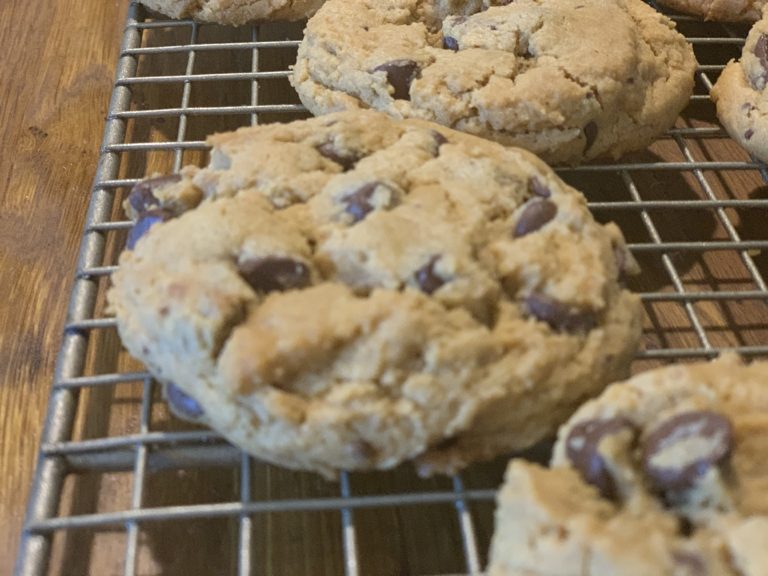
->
[488,353,768,576]
[108,110,642,479]
[711,9,768,162]
[654,0,765,22]
[138,0,325,24]
[290,0,697,165]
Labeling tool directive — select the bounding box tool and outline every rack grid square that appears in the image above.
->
[15,3,768,575]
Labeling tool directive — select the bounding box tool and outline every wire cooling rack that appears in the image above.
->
[15,2,768,575]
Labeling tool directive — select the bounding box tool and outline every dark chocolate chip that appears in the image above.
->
[414,256,447,294]
[373,60,420,100]
[642,410,733,492]
[584,121,598,153]
[166,383,205,419]
[342,181,394,223]
[126,208,174,250]
[316,142,360,171]
[432,130,448,147]
[528,177,552,198]
[677,516,695,537]
[513,199,557,237]
[745,128,754,141]
[672,551,707,576]
[238,257,311,293]
[524,293,598,333]
[565,417,635,499]
[128,174,181,215]
[443,35,459,51]
[754,34,768,80]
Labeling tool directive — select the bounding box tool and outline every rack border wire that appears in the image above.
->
[14,3,768,576]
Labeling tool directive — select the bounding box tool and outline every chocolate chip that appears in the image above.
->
[528,177,552,198]
[432,130,448,147]
[642,410,733,492]
[343,181,397,223]
[166,383,205,419]
[126,208,174,250]
[238,257,311,293]
[565,417,635,499]
[373,60,420,100]
[754,34,768,81]
[443,35,459,51]
[524,294,598,333]
[414,256,447,294]
[677,517,695,537]
[316,142,360,171]
[128,174,181,215]
[513,199,557,237]
[745,128,754,141]
[584,121,598,153]
[672,551,707,576]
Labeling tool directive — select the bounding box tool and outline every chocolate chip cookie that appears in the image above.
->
[655,0,764,22]
[291,0,697,165]
[488,354,768,575]
[711,10,768,162]
[138,0,325,24]
[108,110,642,478]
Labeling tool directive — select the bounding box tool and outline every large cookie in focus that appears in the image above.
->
[109,110,642,478]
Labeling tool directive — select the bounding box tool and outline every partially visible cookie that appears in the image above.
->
[138,0,325,24]
[711,10,768,162]
[488,354,768,575]
[109,110,642,478]
[655,0,764,22]
[291,0,696,165]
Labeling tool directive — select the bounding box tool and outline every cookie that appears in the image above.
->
[290,0,697,165]
[655,0,764,22]
[488,354,768,575]
[711,10,768,162]
[138,0,325,24]
[108,110,642,478]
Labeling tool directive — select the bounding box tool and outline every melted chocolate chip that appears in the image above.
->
[745,128,755,141]
[642,410,733,492]
[373,60,420,100]
[414,256,447,294]
[524,294,598,333]
[584,121,598,153]
[565,417,635,499]
[166,383,205,419]
[343,181,395,223]
[316,142,360,171]
[443,35,459,51]
[238,257,311,293]
[127,174,181,215]
[513,199,557,237]
[126,208,174,250]
[528,177,552,198]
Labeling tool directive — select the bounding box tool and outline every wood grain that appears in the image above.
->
[0,0,128,572]
[3,5,768,576]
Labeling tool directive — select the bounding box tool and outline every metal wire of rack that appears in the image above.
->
[14,3,768,575]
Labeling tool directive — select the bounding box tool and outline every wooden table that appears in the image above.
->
[0,0,128,571]
[3,3,768,575]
